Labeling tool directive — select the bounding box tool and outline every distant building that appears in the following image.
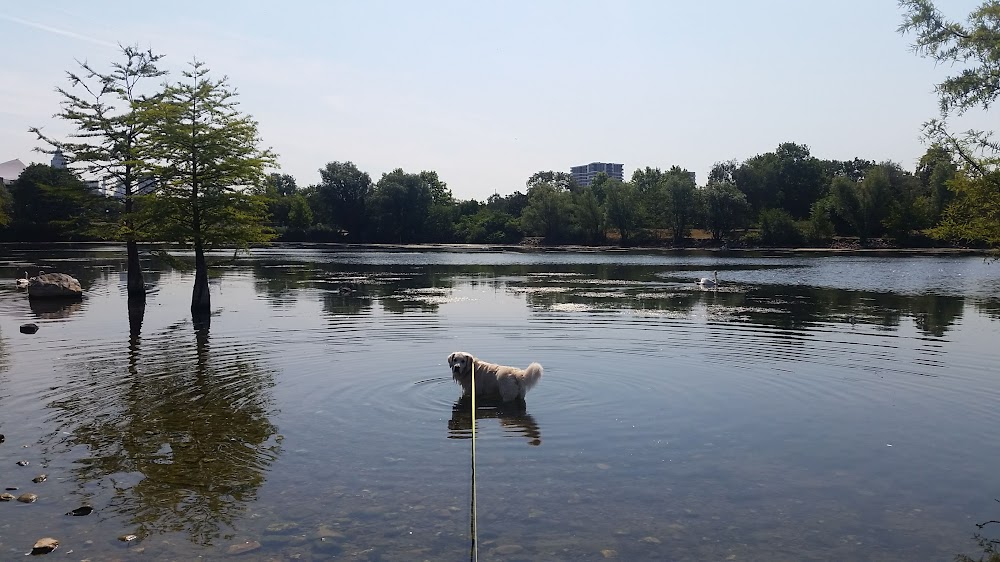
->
[570,162,624,188]
[0,158,26,185]
[50,149,68,169]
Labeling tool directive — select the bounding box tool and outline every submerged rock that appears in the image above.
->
[16,460,29,466]
[227,540,261,555]
[0,493,15,501]
[32,474,47,483]
[118,534,138,542]
[17,492,37,503]
[19,323,38,334]
[66,505,93,516]
[27,273,83,299]
[31,537,59,555]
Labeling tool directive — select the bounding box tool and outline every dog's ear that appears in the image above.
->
[447,352,456,366]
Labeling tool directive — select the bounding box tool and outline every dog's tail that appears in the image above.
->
[522,362,543,392]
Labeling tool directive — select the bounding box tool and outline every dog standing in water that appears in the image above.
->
[447,352,542,402]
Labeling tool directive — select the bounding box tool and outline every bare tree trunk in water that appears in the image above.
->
[191,244,211,314]
[126,240,145,303]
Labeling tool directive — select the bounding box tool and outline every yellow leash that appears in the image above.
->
[469,361,479,562]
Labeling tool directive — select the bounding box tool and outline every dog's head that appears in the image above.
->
[447,351,474,381]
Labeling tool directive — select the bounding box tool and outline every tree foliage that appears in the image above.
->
[30,45,166,299]
[315,161,372,241]
[604,180,641,245]
[522,182,575,242]
[4,164,108,240]
[142,60,276,311]
[371,169,433,243]
[900,0,1000,246]
[831,167,892,246]
[703,180,749,241]
[659,166,698,244]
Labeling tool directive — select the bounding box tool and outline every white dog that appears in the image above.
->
[447,352,543,402]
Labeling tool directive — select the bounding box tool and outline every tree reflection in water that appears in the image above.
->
[956,500,1000,562]
[44,306,280,546]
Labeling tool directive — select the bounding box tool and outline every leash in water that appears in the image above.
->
[469,361,479,562]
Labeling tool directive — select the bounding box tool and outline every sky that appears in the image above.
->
[0,1,989,201]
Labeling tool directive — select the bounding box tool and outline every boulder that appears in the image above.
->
[27,273,82,299]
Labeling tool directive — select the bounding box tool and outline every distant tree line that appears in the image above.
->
[0,139,986,249]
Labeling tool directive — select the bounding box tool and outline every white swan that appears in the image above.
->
[697,271,718,289]
[15,271,29,289]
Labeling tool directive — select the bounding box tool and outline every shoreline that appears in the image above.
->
[2,240,995,258]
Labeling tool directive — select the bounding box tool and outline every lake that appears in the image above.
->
[1,245,999,561]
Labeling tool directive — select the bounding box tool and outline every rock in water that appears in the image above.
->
[20,323,39,334]
[66,505,94,516]
[27,273,83,299]
[227,540,262,555]
[17,493,37,503]
[31,537,59,555]
[32,474,47,483]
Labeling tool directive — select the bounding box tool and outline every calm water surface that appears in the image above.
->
[0,245,998,561]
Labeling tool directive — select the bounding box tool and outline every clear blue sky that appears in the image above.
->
[0,1,984,200]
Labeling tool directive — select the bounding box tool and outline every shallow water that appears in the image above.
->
[0,245,999,561]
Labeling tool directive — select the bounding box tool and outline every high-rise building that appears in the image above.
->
[570,162,624,188]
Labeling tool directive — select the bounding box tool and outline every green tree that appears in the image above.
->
[454,208,522,244]
[604,180,642,245]
[31,45,165,302]
[371,169,432,243]
[932,170,1000,245]
[142,60,277,314]
[915,144,958,222]
[659,166,698,244]
[900,0,1000,245]
[0,183,11,228]
[575,186,605,244]
[820,158,876,183]
[286,194,313,230]
[631,167,665,195]
[734,142,825,220]
[805,196,837,244]
[526,170,578,192]
[831,167,891,245]
[707,159,739,185]
[5,163,107,240]
[486,191,528,217]
[703,180,749,241]
[258,173,299,229]
[419,170,456,243]
[758,208,803,246]
[522,182,574,242]
[588,172,612,205]
[266,172,297,197]
[882,162,930,244]
[315,161,373,241]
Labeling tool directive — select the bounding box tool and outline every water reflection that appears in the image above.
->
[448,397,542,446]
[956,502,1000,562]
[43,314,280,546]
[29,297,83,319]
